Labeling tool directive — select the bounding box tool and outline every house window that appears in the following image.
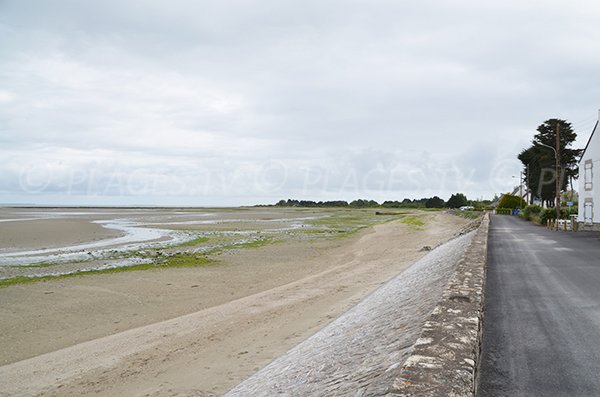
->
[584,199,594,225]
[585,160,593,190]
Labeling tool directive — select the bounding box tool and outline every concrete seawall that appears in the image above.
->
[226,218,486,396]
[387,213,489,396]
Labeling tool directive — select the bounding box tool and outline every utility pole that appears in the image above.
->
[519,171,523,209]
[527,164,530,205]
[555,123,561,220]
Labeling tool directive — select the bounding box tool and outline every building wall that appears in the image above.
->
[578,123,600,225]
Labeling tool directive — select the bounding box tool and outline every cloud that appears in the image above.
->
[2,0,600,205]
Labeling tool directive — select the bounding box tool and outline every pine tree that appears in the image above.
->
[518,119,582,207]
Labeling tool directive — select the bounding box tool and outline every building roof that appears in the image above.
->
[579,119,599,163]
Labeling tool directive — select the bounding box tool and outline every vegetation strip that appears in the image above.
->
[0,255,216,288]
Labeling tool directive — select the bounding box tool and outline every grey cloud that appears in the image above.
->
[2,0,600,205]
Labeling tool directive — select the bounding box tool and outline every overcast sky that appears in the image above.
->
[2,0,600,206]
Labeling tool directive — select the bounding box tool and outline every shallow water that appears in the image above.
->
[0,209,328,278]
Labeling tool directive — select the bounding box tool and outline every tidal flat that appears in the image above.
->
[0,207,399,284]
[0,206,472,397]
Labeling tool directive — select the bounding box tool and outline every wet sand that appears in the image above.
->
[0,207,330,276]
[0,218,123,252]
[0,209,471,396]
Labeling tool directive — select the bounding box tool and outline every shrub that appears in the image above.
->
[520,205,542,221]
[497,193,526,210]
[539,207,572,225]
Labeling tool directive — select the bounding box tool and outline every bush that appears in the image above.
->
[497,193,526,210]
[539,207,572,225]
[520,205,542,221]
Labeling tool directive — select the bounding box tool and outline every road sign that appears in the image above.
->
[567,201,574,207]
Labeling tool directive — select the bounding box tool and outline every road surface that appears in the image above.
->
[478,215,600,396]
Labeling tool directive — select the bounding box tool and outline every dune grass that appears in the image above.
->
[400,215,426,228]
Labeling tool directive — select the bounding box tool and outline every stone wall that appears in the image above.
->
[386,213,489,396]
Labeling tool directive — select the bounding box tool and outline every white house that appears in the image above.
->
[578,110,600,229]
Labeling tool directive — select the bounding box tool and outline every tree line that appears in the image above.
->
[274,193,488,209]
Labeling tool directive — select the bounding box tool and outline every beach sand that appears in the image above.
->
[0,210,470,396]
[0,218,124,252]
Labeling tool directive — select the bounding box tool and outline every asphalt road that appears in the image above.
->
[478,215,600,397]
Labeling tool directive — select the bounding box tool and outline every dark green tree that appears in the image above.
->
[446,193,469,208]
[425,196,445,208]
[518,119,582,207]
[382,200,401,208]
[349,199,379,208]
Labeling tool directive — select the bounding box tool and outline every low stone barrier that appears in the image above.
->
[386,213,489,396]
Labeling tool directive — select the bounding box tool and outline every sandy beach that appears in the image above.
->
[0,208,471,396]
[0,217,123,252]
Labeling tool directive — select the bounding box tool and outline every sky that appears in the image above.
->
[2,0,600,206]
